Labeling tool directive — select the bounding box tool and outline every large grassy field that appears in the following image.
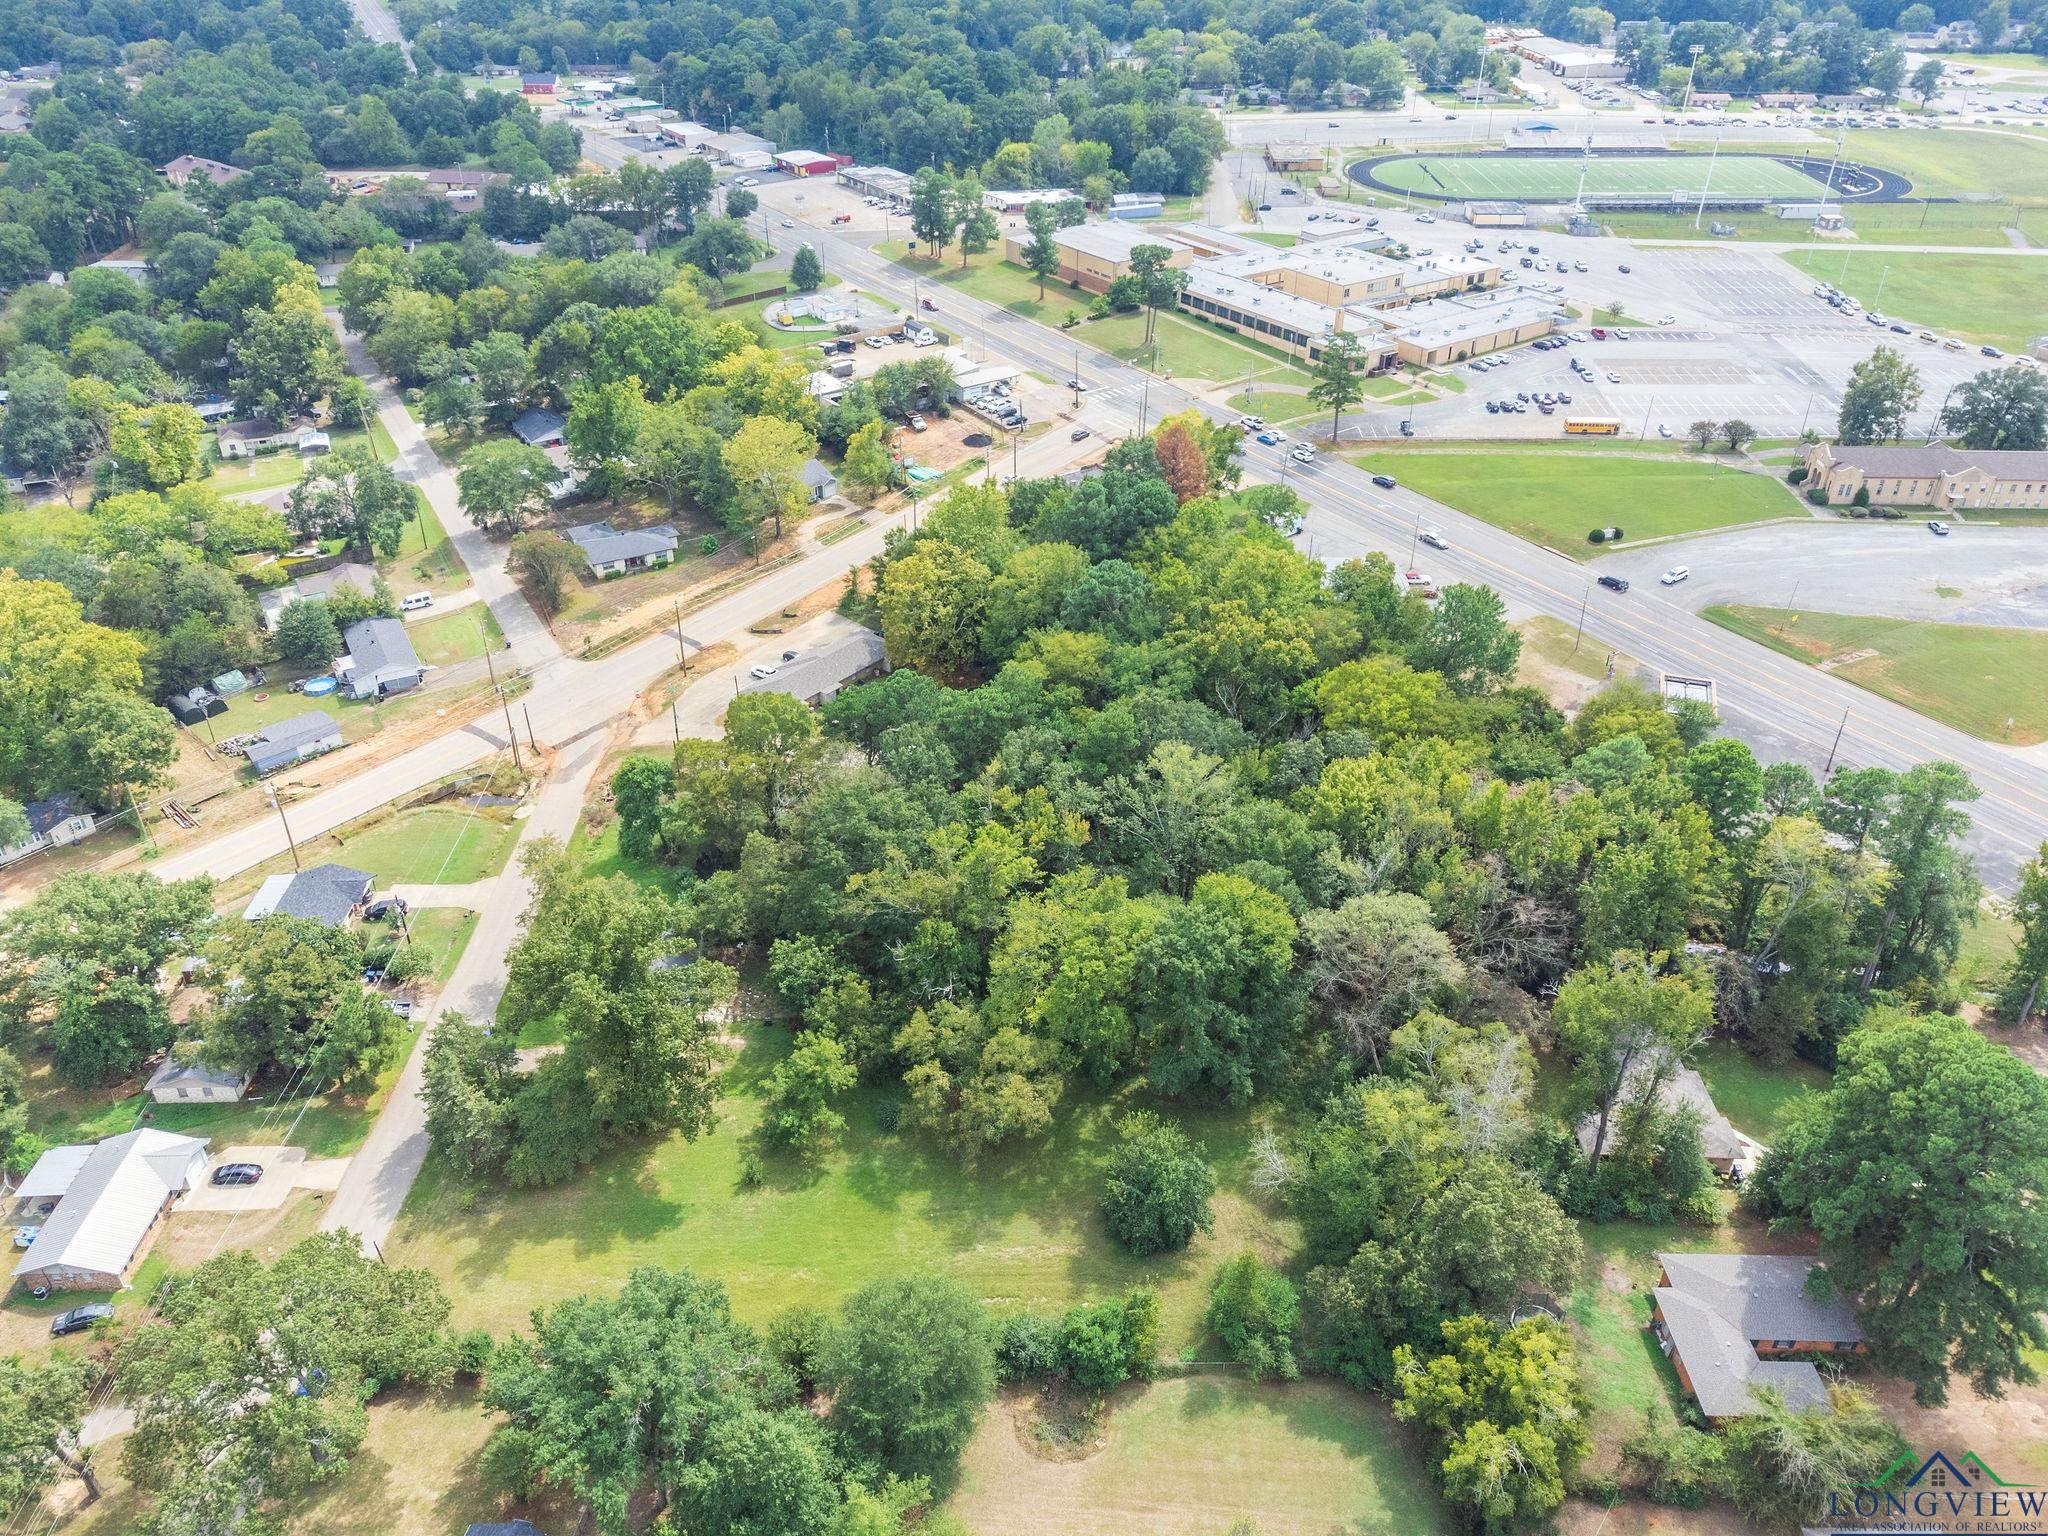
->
[1362,450,1804,549]
[948,1377,1452,1536]
[1704,604,2048,743]
[387,1029,1296,1352]
[1780,248,2047,350]
[1369,151,1821,202]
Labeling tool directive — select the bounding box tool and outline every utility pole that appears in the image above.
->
[1824,706,1850,774]
[673,600,691,673]
[483,644,521,769]
[1573,581,1590,653]
[522,703,539,755]
[266,784,301,871]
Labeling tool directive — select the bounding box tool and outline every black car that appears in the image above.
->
[50,1303,114,1337]
[364,897,408,921]
[1371,474,1397,489]
[1597,574,1630,593]
[210,1163,263,1187]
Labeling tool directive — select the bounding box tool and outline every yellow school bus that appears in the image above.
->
[1563,417,1622,435]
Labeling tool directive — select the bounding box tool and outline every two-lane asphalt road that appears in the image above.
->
[803,223,2048,887]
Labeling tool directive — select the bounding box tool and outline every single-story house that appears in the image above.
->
[521,72,557,95]
[242,862,374,926]
[565,519,678,577]
[1265,145,1326,172]
[2,461,56,496]
[146,1054,252,1104]
[12,1130,211,1292]
[1651,1252,1864,1423]
[243,710,344,775]
[511,408,568,448]
[0,794,99,868]
[743,627,888,707]
[1575,1058,1758,1176]
[160,155,245,188]
[215,417,319,460]
[800,458,838,503]
[336,617,427,700]
[257,561,380,631]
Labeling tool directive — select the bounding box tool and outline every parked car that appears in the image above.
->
[50,1304,114,1337]
[1606,371,1622,383]
[1598,575,1630,593]
[1659,565,1690,585]
[909,414,928,431]
[1657,423,1672,438]
[211,1163,263,1187]
[1928,519,1951,535]
[749,664,779,679]
[12,1226,38,1249]
[364,897,408,921]
[1404,571,1438,597]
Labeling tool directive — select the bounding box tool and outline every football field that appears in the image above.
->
[1365,152,1827,203]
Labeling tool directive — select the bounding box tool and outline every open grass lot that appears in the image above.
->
[948,1377,1451,1536]
[333,803,521,885]
[1369,151,1822,202]
[1704,604,2048,744]
[405,602,502,666]
[1839,126,2048,201]
[1361,450,1802,550]
[1781,249,2047,350]
[880,242,1096,327]
[388,1028,1295,1353]
[1692,1040,1827,1144]
[379,497,471,598]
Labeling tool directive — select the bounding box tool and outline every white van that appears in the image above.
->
[401,591,433,613]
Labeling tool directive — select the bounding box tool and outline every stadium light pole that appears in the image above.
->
[1694,118,1726,231]
[1682,44,1705,112]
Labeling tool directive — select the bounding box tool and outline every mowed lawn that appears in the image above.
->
[948,1377,1452,1536]
[1369,451,1802,549]
[1705,604,2048,744]
[1692,1040,1828,1144]
[335,803,521,885]
[1369,151,1818,202]
[404,603,502,666]
[387,1029,1297,1354]
[1781,249,2047,351]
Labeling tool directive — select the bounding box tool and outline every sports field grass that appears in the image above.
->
[1704,605,2048,743]
[1781,249,2048,350]
[1361,449,1803,549]
[388,1029,1298,1351]
[1368,151,1822,202]
[948,1378,1450,1536]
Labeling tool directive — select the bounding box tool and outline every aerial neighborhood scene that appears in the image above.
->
[4,0,2048,1529]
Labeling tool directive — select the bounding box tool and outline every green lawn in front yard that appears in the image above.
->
[378,497,470,599]
[1780,249,2047,351]
[1362,450,1803,550]
[947,1376,1451,1536]
[404,603,502,667]
[387,1029,1297,1352]
[1704,605,2048,744]
[332,804,521,886]
[1691,1040,1827,1144]
[197,419,400,493]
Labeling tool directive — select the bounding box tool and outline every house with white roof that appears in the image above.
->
[12,1130,211,1291]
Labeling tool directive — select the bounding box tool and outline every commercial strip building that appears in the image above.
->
[1496,32,1626,79]
[1802,441,2048,511]
[837,164,914,202]
[1000,221,1195,294]
[1264,145,1326,171]
[982,187,1076,212]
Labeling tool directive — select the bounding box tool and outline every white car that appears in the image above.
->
[1659,313,1676,325]
[1657,422,1672,438]
[1606,371,1622,383]
[736,176,758,187]
[1660,566,1690,586]
[1268,428,1288,443]
[1288,445,1315,465]
[780,218,794,228]
[749,664,779,679]
[1237,415,1265,430]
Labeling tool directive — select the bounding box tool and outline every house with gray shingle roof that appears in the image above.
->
[565,519,677,578]
[12,1130,211,1292]
[337,617,426,700]
[1652,1253,1864,1422]
[241,863,373,927]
